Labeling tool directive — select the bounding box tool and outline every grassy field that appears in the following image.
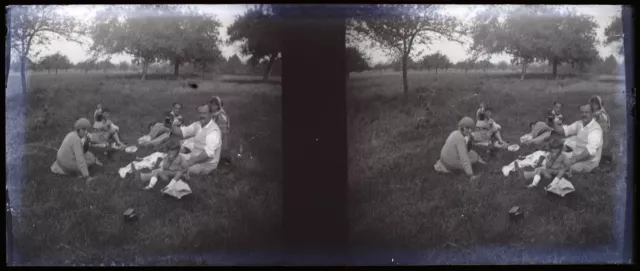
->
[6,72,282,265]
[347,71,629,264]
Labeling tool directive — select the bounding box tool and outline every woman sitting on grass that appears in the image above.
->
[209,96,231,164]
[89,108,127,149]
[472,107,508,147]
[590,95,612,162]
[50,118,102,181]
[434,117,486,181]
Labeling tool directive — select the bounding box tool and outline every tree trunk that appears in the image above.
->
[520,59,528,80]
[85,68,88,74]
[55,69,58,74]
[48,69,51,74]
[201,63,206,79]
[20,55,27,95]
[435,67,438,74]
[401,53,409,94]
[141,59,149,81]
[465,68,468,74]
[173,59,180,77]
[263,56,276,81]
[552,58,559,79]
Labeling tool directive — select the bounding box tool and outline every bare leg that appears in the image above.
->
[494,130,506,144]
[112,132,125,146]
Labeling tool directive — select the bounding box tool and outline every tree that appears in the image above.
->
[227,5,282,81]
[37,52,71,74]
[602,55,619,75]
[350,4,463,94]
[96,59,116,73]
[9,5,82,94]
[346,46,370,77]
[497,60,508,71]
[476,60,493,73]
[421,52,450,74]
[156,7,223,77]
[118,61,130,72]
[468,6,599,80]
[604,16,623,55]
[76,59,96,74]
[90,5,171,80]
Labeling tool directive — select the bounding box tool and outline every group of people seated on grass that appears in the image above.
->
[434,95,612,188]
[50,96,232,189]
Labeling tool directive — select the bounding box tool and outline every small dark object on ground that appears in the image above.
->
[188,83,198,89]
[509,206,524,222]
[123,208,137,221]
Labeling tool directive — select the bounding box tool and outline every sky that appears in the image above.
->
[357,5,624,65]
[30,4,252,64]
[30,5,623,65]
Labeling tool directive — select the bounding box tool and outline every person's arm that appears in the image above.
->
[570,128,603,164]
[455,136,474,176]
[173,122,195,138]
[72,138,90,177]
[554,121,577,137]
[187,131,221,166]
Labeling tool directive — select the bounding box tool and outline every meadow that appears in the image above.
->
[347,70,629,264]
[6,71,282,265]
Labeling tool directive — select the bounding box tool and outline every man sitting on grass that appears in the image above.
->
[434,117,486,181]
[170,104,222,176]
[552,104,604,174]
[50,118,102,181]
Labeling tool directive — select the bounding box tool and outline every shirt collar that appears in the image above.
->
[584,118,598,129]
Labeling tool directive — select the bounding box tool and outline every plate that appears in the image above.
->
[507,144,520,152]
[125,146,138,153]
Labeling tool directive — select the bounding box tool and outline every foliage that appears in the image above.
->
[9,5,82,93]
[604,16,623,55]
[349,4,463,93]
[346,46,371,75]
[227,5,282,81]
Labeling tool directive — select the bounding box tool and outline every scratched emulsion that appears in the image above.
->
[6,74,28,263]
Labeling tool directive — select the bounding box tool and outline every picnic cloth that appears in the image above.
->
[501,150,549,177]
[162,180,192,199]
[545,177,575,197]
[118,152,166,179]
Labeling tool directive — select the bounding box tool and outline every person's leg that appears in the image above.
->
[528,131,551,145]
[188,163,218,176]
[493,129,506,144]
[569,161,598,174]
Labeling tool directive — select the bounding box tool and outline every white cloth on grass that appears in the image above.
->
[162,180,192,199]
[545,177,575,197]
[501,150,549,177]
[118,152,166,179]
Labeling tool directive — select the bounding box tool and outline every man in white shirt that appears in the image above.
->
[553,104,603,173]
[170,104,222,175]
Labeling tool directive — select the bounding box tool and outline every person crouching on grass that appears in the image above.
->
[133,140,189,191]
[434,117,486,181]
[518,138,571,188]
[50,118,102,182]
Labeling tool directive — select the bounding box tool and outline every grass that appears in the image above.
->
[6,72,282,265]
[347,71,629,264]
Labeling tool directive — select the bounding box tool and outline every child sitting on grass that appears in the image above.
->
[517,138,571,188]
[133,140,190,191]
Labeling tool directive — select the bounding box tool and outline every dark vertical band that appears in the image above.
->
[281,4,348,265]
